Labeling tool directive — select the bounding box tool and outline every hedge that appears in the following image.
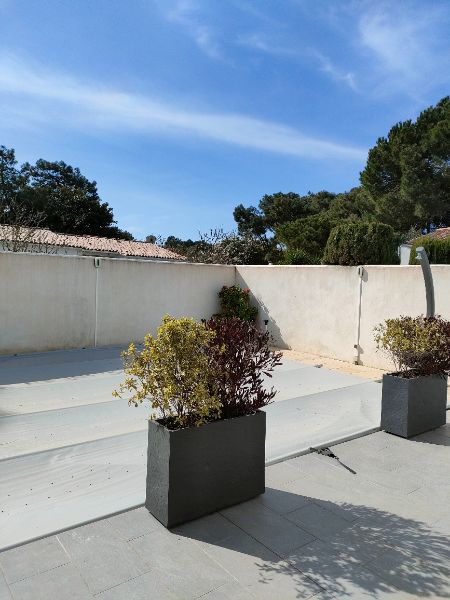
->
[323,222,399,266]
[409,236,450,264]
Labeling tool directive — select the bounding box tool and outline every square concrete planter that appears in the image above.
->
[145,410,266,528]
[381,372,448,438]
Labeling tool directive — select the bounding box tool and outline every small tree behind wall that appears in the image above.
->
[409,236,450,264]
[323,222,399,266]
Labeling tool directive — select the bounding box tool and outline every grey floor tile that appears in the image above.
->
[265,462,303,487]
[0,537,69,584]
[9,563,93,600]
[130,529,231,599]
[285,502,352,541]
[311,497,362,523]
[258,486,311,515]
[199,581,255,600]
[200,530,321,600]
[172,512,241,544]
[289,558,416,600]
[58,520,146,595]
[96,570,178,599]
[220,499,315,556]
[365,547,450,598]
[106,507,160,541]
[434,515,450,536]
[0,571,12,600]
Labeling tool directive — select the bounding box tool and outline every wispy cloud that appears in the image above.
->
[163,0,223,60]
[237,33,295,57]
[238,33,357,91]
[358,1,450,98]
[312,50,357,91]
[0,54,366,162]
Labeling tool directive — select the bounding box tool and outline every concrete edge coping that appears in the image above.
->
[265,426,382,467]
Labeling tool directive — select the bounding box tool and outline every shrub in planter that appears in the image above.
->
[218,284,258,322]
[374,316,450,437]
[114,315,220,428]
[205,316,283,419]
[115,314,281,528]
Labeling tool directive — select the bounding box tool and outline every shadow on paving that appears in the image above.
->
[176,489,450,599]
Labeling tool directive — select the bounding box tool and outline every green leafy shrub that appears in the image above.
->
[113,315,220,428]
[205,317,282,419]
[409,236,450,264]
[323,222,399,266]
[218,285,258,322]
[374,315,450,377]
[281,248,320,265]
[276,213,335,264]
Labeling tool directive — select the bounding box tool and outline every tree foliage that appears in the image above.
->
[0,145,133,239]
[234,191,336,237]
[323,222,398,266]
[361,96,450,231]
[164,230,274,265]
[409,236,450,264]
[276,213,336,264]
[218,285,258,322]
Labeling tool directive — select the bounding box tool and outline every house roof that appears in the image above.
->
[407,227,450,245]
[0,225,185,261]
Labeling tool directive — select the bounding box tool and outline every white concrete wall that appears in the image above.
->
[2,253,450,370]
[236,266,360,363]
[358,265,450,368]
[96,258,234,346]
[0,252,96,354]
[237,264,450,370]
[0,253,234,355]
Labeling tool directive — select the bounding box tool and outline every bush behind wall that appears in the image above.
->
[323,222,399,266]
[409,237,450,264]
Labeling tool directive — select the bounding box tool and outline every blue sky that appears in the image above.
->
[1,0,449,239]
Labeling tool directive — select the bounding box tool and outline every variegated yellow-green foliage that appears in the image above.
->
[374,316,450,376]
[113,315,221,428]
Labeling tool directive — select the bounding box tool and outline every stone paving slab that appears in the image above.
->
[1,424,449,599]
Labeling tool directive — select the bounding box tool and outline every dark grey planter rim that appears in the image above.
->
[384,371,448,380]
[151,409,264,432]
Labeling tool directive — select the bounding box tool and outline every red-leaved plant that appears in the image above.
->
[205,316,282,419]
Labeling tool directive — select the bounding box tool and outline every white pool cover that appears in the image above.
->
[0,348,381,550]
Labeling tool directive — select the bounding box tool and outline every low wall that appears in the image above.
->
[1,252,450,370]
[0,253,234,354]
[237,264,450,369]
[236,266,359,363]
[358,265,450,368]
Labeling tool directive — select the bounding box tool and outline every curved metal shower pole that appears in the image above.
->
[415,246,435,317]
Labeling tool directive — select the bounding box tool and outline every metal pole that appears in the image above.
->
[415,246,435,317]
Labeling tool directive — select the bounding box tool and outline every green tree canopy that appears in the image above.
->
[276,213,337,264]
[360,96,450,231]
[0,146,133,240]
[323,222,398,266]
[234,191,337,237]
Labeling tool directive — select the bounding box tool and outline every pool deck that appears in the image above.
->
[1,423,449,599]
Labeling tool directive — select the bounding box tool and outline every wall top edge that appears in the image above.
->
[0,252,235,268]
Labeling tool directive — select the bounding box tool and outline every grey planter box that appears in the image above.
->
[145,411,266,528]
[381,372,448,438]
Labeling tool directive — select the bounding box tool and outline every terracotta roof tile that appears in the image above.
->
[0,225,185,260]
[408,227,450,243]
